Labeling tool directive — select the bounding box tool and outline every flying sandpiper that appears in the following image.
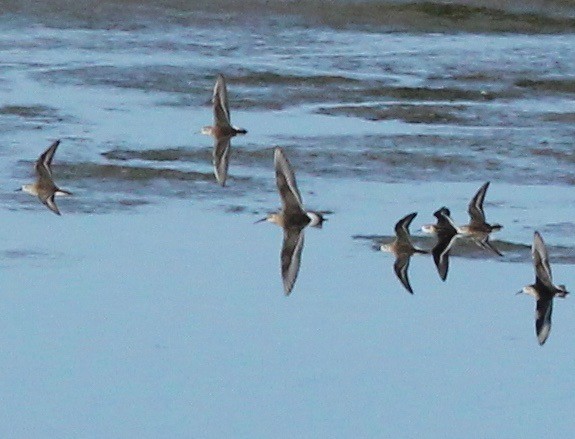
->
[381,212,428,294]
[518,231,569,345]
[19,139,72,215]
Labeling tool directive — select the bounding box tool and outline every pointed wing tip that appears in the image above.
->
[396,211,418,230]
[432,252,449,281]
[283,281,295,296]
[537,331,550,345]
[433,206,450,219]
[49,139,61,150]
[215,73,226,85]
[46,139,61,149]
[476,181,490,194]
[394,257,414,294]
[44,197,62,215]
[534,230,542,241]
[214,167,228,186]
[482,239,503,257]
[437,260,449,281]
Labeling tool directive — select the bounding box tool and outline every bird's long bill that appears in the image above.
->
[515,290,524,295]
[254,217,268,224]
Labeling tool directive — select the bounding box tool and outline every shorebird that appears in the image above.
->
[422,182,503,256]
[256,147,325,295]
[518,231,569,345]
[256,147,324,228]
[430,207,458,281]
[201,74,247,186]
[381,212,428,294]
[460,181,503,255]
[19,139,72,215]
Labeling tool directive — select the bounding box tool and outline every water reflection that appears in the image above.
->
[517,231,569,346]
[257,147,325,295]
[381,212,428,294]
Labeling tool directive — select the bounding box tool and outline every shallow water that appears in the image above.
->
[1,197,574,438]
[1,1,575,437]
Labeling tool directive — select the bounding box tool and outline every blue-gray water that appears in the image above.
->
[1,1,575,438]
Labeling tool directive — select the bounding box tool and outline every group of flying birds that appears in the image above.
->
[18,73,569,346]
[380,183,568,346]
[384,181,502,290]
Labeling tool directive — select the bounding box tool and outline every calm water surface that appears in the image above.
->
[1,1,574,437]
